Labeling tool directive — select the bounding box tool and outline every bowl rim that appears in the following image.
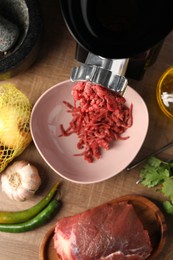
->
[156,66,173,120]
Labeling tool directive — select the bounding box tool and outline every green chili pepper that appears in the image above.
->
[0,182,61,224]
[0,199,61,233]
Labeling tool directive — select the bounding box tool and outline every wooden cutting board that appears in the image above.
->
[39,195,167,260]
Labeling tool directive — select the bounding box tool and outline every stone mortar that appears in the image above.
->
[0,0,42,79]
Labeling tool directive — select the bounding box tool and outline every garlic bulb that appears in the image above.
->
[1,160,41,201]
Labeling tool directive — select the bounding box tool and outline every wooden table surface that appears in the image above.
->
[1,1,173,259]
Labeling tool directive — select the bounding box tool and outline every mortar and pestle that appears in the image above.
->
[0,0,42,79]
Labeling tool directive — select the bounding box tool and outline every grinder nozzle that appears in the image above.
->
[71,52,129,96]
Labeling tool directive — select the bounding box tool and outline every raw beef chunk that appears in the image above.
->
[53,201,152,260]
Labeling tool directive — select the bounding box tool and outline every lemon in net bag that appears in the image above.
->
[0,83,32,173]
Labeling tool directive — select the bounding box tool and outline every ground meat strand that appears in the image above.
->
[59,81,133,163]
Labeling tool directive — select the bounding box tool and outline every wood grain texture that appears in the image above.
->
[0,0,173,259]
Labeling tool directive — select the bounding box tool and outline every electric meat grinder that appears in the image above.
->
[59,0,173,93]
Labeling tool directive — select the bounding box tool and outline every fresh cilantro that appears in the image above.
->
[139,156,173,214]
[162,177,173,202]
[163,201,173,214]
[140,157,170,187]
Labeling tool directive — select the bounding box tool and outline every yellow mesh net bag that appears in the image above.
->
[0,83,32,173]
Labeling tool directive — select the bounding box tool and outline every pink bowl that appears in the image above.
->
[30,80,149,184]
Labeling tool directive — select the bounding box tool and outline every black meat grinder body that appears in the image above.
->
[59,0,173,80]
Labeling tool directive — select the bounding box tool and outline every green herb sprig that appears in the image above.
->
[139,156,173,214]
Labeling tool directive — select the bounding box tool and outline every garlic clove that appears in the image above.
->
[1,174,14,200]
[16,186,33,201]
[19,164,41,192]
[1,160,42,201]
[11,188,22,201]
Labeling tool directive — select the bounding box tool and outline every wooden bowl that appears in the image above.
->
[39,195,167,260]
